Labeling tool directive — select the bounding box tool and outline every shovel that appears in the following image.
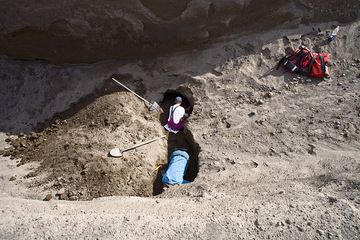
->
[112,78,163,113]
[109,135,166,158]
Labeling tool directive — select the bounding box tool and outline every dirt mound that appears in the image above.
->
[5,87,168,200]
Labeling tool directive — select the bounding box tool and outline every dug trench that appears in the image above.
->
[2,78,200,200]
[153,90,200,195]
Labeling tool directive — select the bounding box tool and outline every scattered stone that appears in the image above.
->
[254,219,263,230]
[297,226,304,232]
[264,92,274,98]
[25,172,37,178]
[256,99,264,105]
[308,144,316,155]
[104,118,110,126]
[58,192,68,200]
[30,132,39,140]
[9,176,16,181]
[285,219,291,225]
[316,229,325,236]
[19,140,27,148]
[328,196,338,204]
[269,147,277,156]
[43,194,52,201]
[63,143,70,150]
[248,112,256,117]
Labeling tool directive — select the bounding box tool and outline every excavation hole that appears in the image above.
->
[153,90,200,195]
[3,78,200,200]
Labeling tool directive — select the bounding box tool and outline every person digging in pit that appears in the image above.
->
[162,149,190,190]
[164,96,190,134]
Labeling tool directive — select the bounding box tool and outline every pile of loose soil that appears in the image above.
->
[3,87,168,200]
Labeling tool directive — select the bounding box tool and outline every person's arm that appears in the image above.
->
[168,106,172,121]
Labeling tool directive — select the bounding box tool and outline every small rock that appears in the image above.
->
[225,122,231,128]
[254,219,263,230]
[57,192,68,200]
[256,99,264,105]
[63,143,70,150]
[58,188,66,195]
[337,82,342,86]
[25,172,37,178]
[308,144,316,155]
[265,92,274,98]
[297,226,304,232]
[104,118,110,126]
[248,112,256,117]
[9,176,16,181]
[316,229,324,236]
[30,132,38,140]
[328,196,338,204]
[285,219,291,225]
[43,194,52,201]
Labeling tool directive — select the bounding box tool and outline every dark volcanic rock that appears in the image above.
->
[0,0,359,63]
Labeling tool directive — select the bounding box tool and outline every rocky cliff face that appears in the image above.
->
[0,0,359,63]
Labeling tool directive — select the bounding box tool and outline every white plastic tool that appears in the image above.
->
[109,135,166,158]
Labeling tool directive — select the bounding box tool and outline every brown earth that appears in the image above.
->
[4,82,169,200]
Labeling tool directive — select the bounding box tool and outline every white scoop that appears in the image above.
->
[109,135,166,158]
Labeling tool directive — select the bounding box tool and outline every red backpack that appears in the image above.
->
[278,46,330,78]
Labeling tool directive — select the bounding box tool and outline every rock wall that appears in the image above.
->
[0,0,359,63]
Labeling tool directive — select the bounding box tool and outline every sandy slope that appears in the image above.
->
[1,21,360,239]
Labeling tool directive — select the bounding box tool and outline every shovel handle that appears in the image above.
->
[122,135,166,152]
[112,78,151,105]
